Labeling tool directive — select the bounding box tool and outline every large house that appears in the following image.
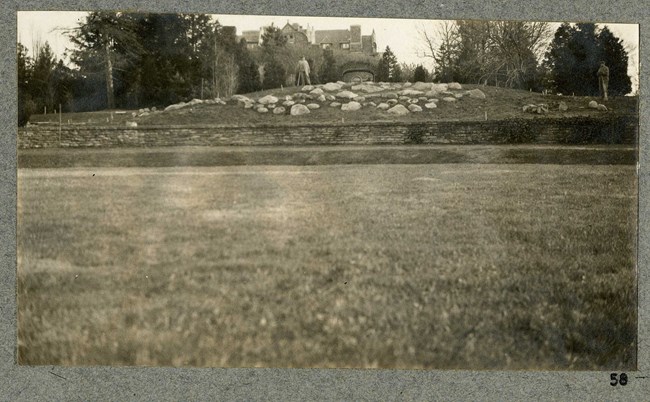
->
[238,22,377,56]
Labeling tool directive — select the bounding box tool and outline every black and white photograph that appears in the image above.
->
[15,11,639,371]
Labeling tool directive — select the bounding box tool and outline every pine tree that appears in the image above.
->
[319,48,339,84]
[17,43,33,126]
[544,23,632,96]
[377,46,398,82]
[69,12,143,109]
[413,65,427,82]
[262,58,286,90]
[597,26,632,96]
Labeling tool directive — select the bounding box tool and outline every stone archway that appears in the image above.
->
[342,68,375,83]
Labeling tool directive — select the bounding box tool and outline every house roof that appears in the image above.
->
[240,30,260,43]
[315,29,350,44]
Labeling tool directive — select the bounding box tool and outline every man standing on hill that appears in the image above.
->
[297,56,311,86]
[598,61,610,101]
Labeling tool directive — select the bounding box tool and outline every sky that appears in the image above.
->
[17,11,639,91]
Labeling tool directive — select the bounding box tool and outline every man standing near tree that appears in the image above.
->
[296,56,311,86]
[598,61,610,101]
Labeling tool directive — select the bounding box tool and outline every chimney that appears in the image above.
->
[350,25,362,52]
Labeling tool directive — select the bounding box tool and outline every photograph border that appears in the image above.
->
[2,0,648,399]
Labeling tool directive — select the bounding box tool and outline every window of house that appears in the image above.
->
[341,43,350,49]
[321,43,332,49]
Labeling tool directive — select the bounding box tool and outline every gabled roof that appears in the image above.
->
[315,29,350,44]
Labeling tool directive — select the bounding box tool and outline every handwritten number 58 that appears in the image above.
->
[610,373,628,386]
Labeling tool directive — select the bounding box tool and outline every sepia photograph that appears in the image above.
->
[16,11,638,370]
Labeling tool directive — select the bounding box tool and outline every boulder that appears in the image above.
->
[383,92,398,99]
[454,92,465,99]
[244,102,255,109]
[559,101,568,111]
[411,82,433,91]
[588,100,599,109]
[322,82,343,92]
[387,99,398,106]
[351,83,383,93]
[330,102,342,107]
[408,104,423,112]
[442,97,457,102]
[164,102,186,112]
[306,103,320,110]
[468,89,486,99]
[403,82,412,87]
[317,94,327,102]
[232,95,253,103]
[188,98,204,106]
[431,83,449,93]
[376,103,390,110]
[418,96,429,102]
[387,104,410,115]
[336,91,359,99]
[341,101,362,111]
[258,95,279,105]
[151,107,157,112]
[398,89,425,96]
[408,98,419,104]
[301,85,315,92]
[448,82,462,90]
[424,102,437,109]
[290,104,311,115]
[597,104,608,111]
[523,104,548,114]
[126,121,138,127]
[325,94,336,101]
[369,102,377,107]
[256,107,269,113]
[398,96,411,102]
[353,96,366,102]
[273,107,286,115]
[310,88,324,95]
[283,100,296,107]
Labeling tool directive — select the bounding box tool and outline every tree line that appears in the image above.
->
[422,20,632,95]
[18,14,633,126]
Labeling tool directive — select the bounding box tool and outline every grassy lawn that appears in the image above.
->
[17,164,637,369]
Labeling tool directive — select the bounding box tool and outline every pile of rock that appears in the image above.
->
[160,80,486,118]
[522,104,549,114]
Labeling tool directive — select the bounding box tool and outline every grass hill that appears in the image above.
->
[27,82,638,127]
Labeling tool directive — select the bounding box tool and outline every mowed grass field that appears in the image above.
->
[17,164,637,369]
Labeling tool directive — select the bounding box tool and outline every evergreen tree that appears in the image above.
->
[319,48,339,84]
[17,43,33,126]
[69,12,143,109]
[544,23,632,96]
[262,58,286,89]
[259,25,288,89]
[234,39,261,94]
[413,65,427,82]
[597,26,632,96]
[391,63,402,83]
[377,46,398,82]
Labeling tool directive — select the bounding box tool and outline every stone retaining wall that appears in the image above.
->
[18,116,637,148]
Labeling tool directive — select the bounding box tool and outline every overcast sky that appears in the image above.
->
[17,11,639,90]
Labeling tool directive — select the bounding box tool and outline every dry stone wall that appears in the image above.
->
[18,116,637,149]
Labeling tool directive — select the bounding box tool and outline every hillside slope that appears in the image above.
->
[29,81,638,127]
